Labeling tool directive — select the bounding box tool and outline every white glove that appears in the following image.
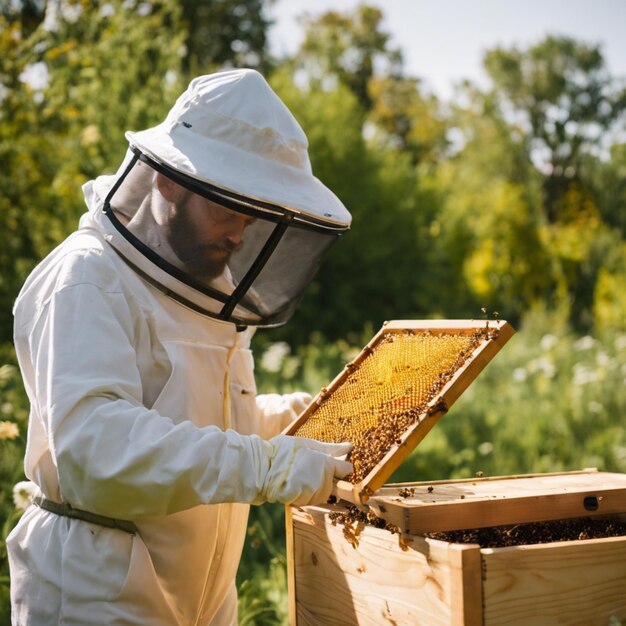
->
[258,435,352,506]
[284,391,313,416]
[255,391,313,439]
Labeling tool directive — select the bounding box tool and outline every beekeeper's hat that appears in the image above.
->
[125,68,351,228]
[98,69,351,327]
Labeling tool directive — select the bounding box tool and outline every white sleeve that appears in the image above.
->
[255,391,312,439]
[29,279,271,519]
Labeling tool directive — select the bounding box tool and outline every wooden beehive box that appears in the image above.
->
[287,470,626,625]
[284,320,626,625]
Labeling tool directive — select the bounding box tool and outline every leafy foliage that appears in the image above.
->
[0,2,625,623]
[479,36,626,330]
[297,5,402,111]
[179,0,273,74]
[484,36,626,185]
[0,0,186,343]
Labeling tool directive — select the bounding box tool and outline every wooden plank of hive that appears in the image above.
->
[285,505,298,626]
[287,504,483,625]
[481,535,626,625]
[449,544,484,626]
[366,470,626,533]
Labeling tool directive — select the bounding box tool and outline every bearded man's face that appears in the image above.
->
[166,189,254,280]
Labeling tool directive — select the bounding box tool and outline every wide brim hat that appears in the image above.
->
[125,69,351,229]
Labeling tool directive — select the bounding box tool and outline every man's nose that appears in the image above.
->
[224,217,248,246]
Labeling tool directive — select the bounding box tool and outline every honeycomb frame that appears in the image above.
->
[283,319,515,504]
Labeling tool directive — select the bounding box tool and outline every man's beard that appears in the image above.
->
[166,200,240,281]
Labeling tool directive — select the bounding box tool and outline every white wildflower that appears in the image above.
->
[540,334,558,351]
[573,336,595,351]
[0,420,19,440]
[99,3,115,17]
[164,70,178,87]
[572,363,599,386]
[13,481,37,510]
[43,0,82,31]
[62,0,83,23]
[0,364,16,381]
[478,442,493,456]
[587,401,603,414]
[512,367,527,382]
[137,2,151,16]
[527,357,556,378]
[80,125,100,146]
[19,62,50,91]
[537,357,556,378]
[596,352,611,367]
[260,342,290,373]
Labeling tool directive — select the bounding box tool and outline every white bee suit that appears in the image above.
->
[8,188,350,624]
[8,69,353,625]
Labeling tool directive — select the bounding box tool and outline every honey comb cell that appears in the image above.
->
[292,323,505,484]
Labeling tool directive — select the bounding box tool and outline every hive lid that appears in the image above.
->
[366,469,626,533]
[284,319,515,504]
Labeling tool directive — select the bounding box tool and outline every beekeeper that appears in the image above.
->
[8,69,353,625]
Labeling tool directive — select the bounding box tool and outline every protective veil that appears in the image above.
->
[7,69,352,625]
[102,68,351,327]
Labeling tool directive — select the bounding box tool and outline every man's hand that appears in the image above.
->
[283,391,312,417]
[259,435,352,506]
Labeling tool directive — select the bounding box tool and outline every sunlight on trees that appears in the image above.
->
[1,2,625,622]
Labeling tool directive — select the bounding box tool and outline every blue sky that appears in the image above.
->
[267,0,626,100]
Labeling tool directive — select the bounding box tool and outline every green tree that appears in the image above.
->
[484,35,626,223]
[367,74,448,165]
[584,142,626,333]
[179,0,274,74]
[586,141,626,236]
[295,4,448,167]
[438,36,626,331]
[0,14,66,342]
[297,5,402,111]
[435,86,550,324]
[0,0,186,343]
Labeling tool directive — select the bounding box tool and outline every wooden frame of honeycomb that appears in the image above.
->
[284,319,515,504]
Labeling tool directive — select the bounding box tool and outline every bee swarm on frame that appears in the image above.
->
[294,325,499,482]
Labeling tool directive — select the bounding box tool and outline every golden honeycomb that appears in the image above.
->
[293,328,493,482]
